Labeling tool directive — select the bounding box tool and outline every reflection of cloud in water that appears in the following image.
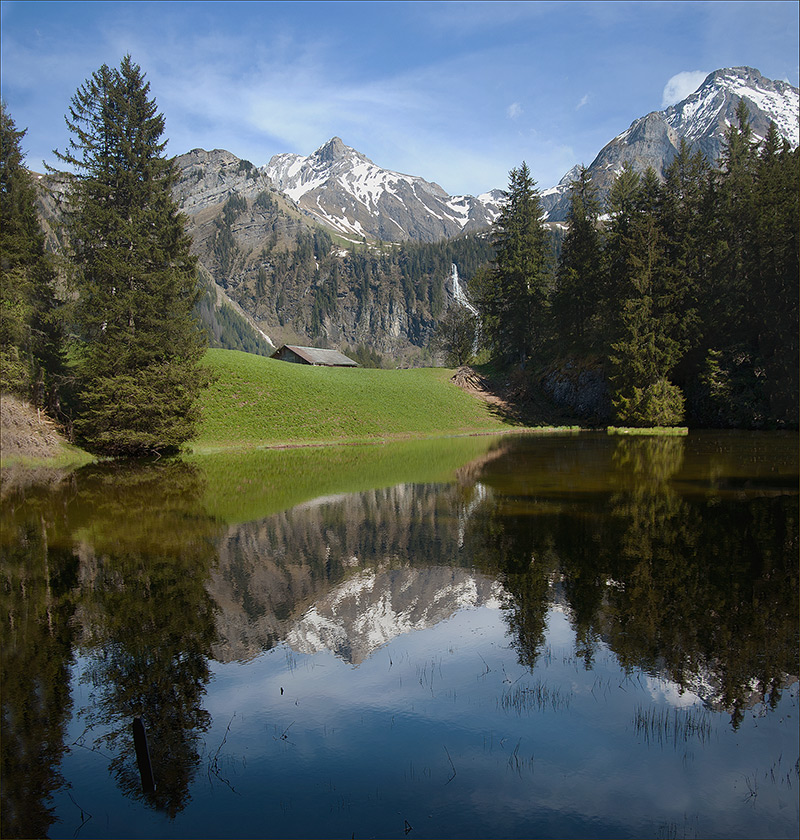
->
[645,676,703,708]
[286,567,505,664]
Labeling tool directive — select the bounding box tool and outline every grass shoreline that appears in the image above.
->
[2,349,691,467]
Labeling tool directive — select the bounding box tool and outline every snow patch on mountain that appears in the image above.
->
[264,137,502,243]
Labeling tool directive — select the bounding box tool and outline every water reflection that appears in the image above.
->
[1,432,797,838]
[468,434,799,721]
[72,463,220,816]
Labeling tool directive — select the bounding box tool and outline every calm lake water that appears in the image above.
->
[2,431,798,840]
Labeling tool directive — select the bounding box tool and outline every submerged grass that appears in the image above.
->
[500,680,572,714]
[633,704,713,747]
[193,349,519,451]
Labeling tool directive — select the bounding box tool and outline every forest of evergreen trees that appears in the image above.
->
[472,103,798,429]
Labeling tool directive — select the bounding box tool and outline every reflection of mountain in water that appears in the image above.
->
[287,567,504,664]
[205,433,797,716]
[207,482,486,663]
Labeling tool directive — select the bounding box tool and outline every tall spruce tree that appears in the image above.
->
[55,57,210,456]
[751,125,799,424]
[607,168,685,426]
[0,102,65,410]
[551,165,604,357]
[478,162,550,365]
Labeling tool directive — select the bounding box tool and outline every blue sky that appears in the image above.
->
[1,0,798,196]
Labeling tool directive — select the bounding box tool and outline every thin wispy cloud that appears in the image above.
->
[507,102,523,120]
[576,94,589,110]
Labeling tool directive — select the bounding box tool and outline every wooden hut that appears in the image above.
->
[271,345,359,367]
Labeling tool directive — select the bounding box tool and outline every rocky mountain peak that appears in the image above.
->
[542,65,799,220]
[312,136,354,163]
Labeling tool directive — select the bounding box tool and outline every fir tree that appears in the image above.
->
[479,162,550,365]
[608,168,685,426]
[0,102,65,411]
[551,165,604,357]
[54,56,210,456]
[751,124,799,424]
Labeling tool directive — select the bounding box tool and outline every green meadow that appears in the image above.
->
[193,348,517,452]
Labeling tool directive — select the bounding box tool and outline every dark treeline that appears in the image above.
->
[473,102,798,428]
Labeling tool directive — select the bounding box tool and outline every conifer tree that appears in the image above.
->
[478,162,550,365]
[607,168,685,426]
[0,102,65,411]
[54,56,210,456]
[751,124,799,423]
[551,165,604,357]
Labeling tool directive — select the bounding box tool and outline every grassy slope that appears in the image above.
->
[193,348,515,451]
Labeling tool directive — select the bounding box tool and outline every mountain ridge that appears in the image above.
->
[174,67,797,239]
[541,66,799,220]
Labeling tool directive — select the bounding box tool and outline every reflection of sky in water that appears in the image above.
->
[57,601,799,840]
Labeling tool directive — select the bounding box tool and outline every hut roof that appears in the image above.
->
[273,345,360,367]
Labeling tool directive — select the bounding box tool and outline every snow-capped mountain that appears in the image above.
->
[542,66,799,220]
[264,136,503,243]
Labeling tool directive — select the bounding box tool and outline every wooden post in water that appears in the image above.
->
[132,716,155,793]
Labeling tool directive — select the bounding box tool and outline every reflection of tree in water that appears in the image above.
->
[1,499,79,839]
[464,502,554,669]
[599,436,798,724]
[74,462,221,816]
[469,434,798,721]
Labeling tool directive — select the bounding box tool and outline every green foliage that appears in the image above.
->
[611,377,685,427]
[431,305,477,366]
[345,343,385,368]
[607,167,686,426]
[551,165,605,356]
[54,56,211,456]
[0,103,66,411]
[478,162,551,364]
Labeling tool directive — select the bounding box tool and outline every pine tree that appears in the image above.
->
[551,165,604,357]
[607,168,685,426]
[751,124,799,424]
[478,162,550,365]
[54,56,210,456]
[0,102,65,411]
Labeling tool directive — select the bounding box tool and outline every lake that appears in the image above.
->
[1,431,798,839]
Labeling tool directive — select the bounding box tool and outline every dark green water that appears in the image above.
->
[2,431,798,839]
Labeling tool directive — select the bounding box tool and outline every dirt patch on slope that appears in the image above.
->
[451,366,580,427]
[0,394,68,460]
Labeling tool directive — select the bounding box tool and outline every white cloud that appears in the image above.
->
[576,93,589,110]
[661,70,708,108]
[507,101,523,120]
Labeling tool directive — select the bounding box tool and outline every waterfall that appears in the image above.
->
[450,263,479,316]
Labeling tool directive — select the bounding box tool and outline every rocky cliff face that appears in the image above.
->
[170,147,492,361]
